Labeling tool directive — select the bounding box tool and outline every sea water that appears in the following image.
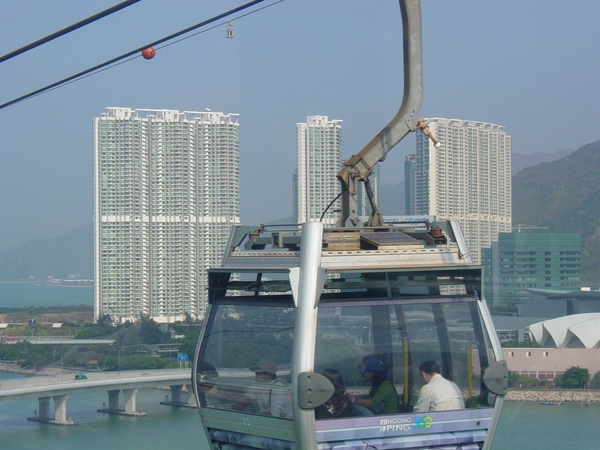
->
[0,372,598,450]
[492,401,599,449]
[0,283,92,309]
[1,285,598,449]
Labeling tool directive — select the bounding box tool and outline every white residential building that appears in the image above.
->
[407,118,512,263]
[93,107,239,323]
[294,116,343,225]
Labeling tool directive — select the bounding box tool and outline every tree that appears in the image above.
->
[561,366,590,389]
[501,340,541,348]
[138,316,166,344]
[553,375,562,387]
[507,371,543,389]
[589,371,600,389]
[74,326,103,339]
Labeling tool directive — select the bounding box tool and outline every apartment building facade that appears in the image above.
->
[407,118,512,263]
[93,107,239,323]
[293,116,342,225]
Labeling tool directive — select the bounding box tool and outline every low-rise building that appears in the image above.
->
[503,347,599,380]
[482,232,581,309]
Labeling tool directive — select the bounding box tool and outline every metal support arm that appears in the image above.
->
[336,0,430,227]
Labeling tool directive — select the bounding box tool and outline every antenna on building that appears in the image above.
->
[512,224,549,233]
[226,21,234,38]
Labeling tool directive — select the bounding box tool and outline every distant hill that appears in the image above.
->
[1,142,597,284]
[511,148,575,175]
[0,223,92,281]
[265,215,294,225]
[512,140,600,285]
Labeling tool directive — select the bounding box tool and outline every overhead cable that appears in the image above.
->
[0,0,142,64]
[49,0,284,95]
[0,0,267,111]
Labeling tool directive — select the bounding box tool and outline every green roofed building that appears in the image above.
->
[482,232,581,309]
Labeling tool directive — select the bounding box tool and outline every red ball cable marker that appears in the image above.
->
[141,47,155,60]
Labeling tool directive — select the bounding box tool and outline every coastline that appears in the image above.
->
[0,280,92,288]
[505,389,600,403]
[1,361,598,403]
[0,361,76,377]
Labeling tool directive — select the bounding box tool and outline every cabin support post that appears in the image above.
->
[293,221,325,450]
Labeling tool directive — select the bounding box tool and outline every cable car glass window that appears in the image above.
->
[314,298,495,418]
[319,270,475,300]
[197,302,295,419]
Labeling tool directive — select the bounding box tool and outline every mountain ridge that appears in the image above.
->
[512,140,600,284]
[1,142,597,285]
[0,223,93,281]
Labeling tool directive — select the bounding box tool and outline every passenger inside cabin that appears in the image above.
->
[314,369,354,419]
[413,360,465,412]
[234,358,293,418]
[197,362,242,405]
[197,362,220,397]
[348,357,399,415]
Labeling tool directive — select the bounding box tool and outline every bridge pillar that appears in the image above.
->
[123,389,138,414]
[108,389,120,410]
[160,384,196,409]
[27,395,75,425]
[185,384,197,407]
[39,396,51,420]
[170,384,183,403]
[98,388,146,417]
[53,395,68,422]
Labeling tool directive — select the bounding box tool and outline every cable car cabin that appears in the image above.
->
[193,221,508,450]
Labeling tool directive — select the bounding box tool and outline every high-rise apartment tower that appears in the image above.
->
[93,107,239,323]
[293,116,342,225]
[404,154,417,215]
[406,118,512,263]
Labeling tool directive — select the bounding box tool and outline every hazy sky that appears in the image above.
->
[0,0,598,250]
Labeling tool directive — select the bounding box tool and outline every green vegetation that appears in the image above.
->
[0,313,203,372]
[508,367,596,390]
[512,140,600,286]
[501,340,541,348]
[508,371,546,389]
[590,371,600,389]
[560,366,590,389]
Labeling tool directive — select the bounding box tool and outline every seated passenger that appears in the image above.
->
[315,369,354,419]
[413,360,465,412]
[197,362,219,398]
[234,358,292,418]
[348,358,399,415]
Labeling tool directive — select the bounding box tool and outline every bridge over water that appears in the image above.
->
[0,369,194,425]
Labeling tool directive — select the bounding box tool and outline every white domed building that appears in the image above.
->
[528,313,600,349]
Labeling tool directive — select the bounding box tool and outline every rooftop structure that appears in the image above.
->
[528,313,600,348]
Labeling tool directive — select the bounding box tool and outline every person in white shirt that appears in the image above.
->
[413,360,465,412]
